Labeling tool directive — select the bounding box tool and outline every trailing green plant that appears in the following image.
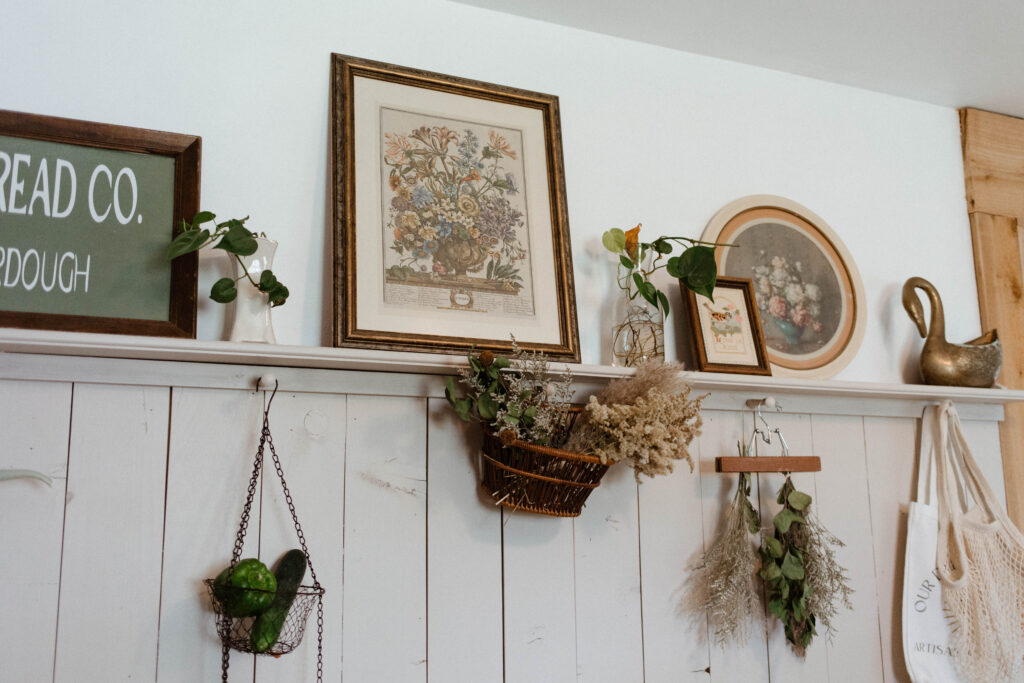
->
[444,341,574,446]
[758,476,853,655]
[168,211,290,307]
[601,223,732,316]
[700,465,762,645]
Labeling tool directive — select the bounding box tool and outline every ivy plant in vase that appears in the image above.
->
[601,223,727,366]
[168,212,290,342]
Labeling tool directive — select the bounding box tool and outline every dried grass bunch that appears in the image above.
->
[700,469,763,645]
[564,361,705,481]
[792,511,855,638]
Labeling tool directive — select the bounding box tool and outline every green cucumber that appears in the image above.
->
[250,549,307,653]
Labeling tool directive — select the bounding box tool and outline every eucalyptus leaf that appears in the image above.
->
[760,562,782,581]
[781,552,805,580]
[769,598,787,620]
[477,392,498,420]
[788,490,812,511]
[774,508,805,534]
[765,536,784,558]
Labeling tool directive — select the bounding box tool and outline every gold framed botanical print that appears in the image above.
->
[330,54,580,361]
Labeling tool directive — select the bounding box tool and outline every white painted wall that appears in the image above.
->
[0,0,978,381]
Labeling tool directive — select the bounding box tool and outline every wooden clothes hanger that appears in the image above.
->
[715,397,821,474]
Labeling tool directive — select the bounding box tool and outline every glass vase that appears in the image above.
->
[228,237,277,344]
[611,297,665,367]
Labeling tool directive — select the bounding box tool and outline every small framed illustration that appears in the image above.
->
[701,195,866,379]
[0,109,201,337]
[330,54,580,361]
[682,276,771,375]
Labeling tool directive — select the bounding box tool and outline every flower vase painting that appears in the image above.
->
[381,113,535,318]
[702,196,866,378]
[332,55,580,360]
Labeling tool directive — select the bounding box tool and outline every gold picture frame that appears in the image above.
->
[330,54,580,361]
[682,277,772,375]
[701,195,866,379]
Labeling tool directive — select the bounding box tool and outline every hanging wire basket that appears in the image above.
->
[208,379,325,682]
[479,406,609,516]
[204,581,325,656]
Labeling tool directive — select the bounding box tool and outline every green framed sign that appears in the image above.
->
[0,110,200,337]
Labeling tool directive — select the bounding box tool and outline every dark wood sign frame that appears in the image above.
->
[0,110,201,337]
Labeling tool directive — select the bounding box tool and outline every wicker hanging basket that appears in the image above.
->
[479,406,609,516]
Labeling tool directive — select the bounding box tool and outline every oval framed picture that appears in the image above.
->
[701,195,866,379]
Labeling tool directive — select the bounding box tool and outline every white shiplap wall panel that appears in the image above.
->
[0,354,1015,683]
[343,395,428,683]
[425,399,504,683]
[864,415,918,682]
[574,463,644,683]
[0,379,72,683]
[503,512,578,683]
[754,412,829,680]
[54,384,169,683]
[810,415,885,683]
[638,423,709,683]
[157,387,263,683]
[254,390,347,683]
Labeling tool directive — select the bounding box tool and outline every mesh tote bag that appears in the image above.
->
[918,401,1024,682]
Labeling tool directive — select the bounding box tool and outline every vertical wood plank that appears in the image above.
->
[863,415,917,683]
[157,387,262,682]
[574,463,644,683]
[968,211,1024,523]
[503,513,577,683]
[754,412,829,679]
[54,383,169,682]
[809,415,884,682]
[0,379,72,683]
[639,410,712,683]
[701,409,769,682]
[254,391,347,683]
[343,395,427,682]
[425,400,504,683]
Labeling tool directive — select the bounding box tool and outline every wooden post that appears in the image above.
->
[961,108,1024,525]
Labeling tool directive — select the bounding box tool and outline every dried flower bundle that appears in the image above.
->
[759,476,853,655]
[700,470,763,646]
[445,340,574,446]
[564,361,704,481]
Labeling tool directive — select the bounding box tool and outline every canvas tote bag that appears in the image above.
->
[902,405,963,682]
[905,401,1024,683]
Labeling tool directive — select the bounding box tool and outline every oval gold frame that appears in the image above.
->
[701,195,866,379]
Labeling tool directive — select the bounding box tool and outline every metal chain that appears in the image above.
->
[262,385,324,683]
[220,381,324,682]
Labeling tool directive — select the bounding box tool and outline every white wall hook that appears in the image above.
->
[257,374,278,391]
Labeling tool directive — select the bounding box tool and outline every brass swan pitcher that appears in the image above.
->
[902,276,1001,387]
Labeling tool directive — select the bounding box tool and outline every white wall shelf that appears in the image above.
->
[1,328,1021,413]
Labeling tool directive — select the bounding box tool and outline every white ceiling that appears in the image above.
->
[455,0,1024,116]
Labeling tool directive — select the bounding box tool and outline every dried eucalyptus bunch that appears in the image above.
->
[563,361,704,480]
[759,476,853,655]
[445,340,574,446]
[700,466,763,646]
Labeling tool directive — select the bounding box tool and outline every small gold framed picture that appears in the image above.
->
[682,276,771,375]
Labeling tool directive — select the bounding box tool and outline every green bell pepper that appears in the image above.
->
[212,558,277,617]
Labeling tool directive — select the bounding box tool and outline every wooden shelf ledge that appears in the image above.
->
[0,328,1021,419]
